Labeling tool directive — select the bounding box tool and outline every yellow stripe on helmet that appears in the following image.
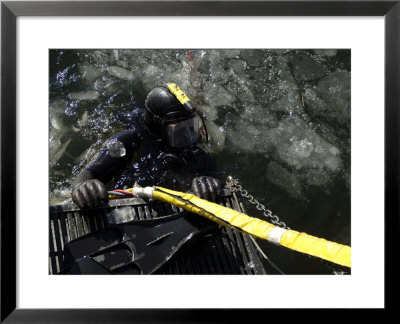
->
[167,83,191,105]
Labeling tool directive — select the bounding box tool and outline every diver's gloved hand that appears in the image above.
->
[191,176,221,202]
[72,179,109,209]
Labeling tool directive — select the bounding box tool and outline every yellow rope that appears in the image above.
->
[152,186,351,268]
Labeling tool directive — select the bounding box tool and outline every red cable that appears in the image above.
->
[113,189,134,195]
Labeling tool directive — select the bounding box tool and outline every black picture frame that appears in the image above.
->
[1,0,397,321]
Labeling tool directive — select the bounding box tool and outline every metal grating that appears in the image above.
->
[49,189,266,275]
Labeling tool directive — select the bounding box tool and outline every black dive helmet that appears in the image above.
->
[144,83,208,148]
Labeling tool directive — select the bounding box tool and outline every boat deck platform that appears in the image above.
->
[49,189,267,275]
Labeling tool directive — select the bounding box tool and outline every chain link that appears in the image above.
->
[226,176,290,230]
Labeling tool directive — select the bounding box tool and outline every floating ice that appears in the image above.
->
[80,64,102,82]
[108,66,136,81]
[203,83,236,107]
[239,50,265,68]
[197,104,218,121]
[221,49,241,59]
[205,121,226,152]
[287,139,314,159]
[313,49,338,58]
[49,138,72,168]
[228,59,247,76]
[288,51,329,82]
[143,65,163,79]
[268,117,342,173]
[69,90,99,101]
[78,111,88,127]
[106,140,127,158]
[324,156,342,172]
[49,100,67,131]
[303,71,351,125]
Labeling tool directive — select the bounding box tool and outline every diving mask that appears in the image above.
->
[164,112,207,148]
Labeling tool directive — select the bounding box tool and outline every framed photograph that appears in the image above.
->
[1,0,396,321]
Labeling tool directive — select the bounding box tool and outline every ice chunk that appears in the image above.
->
[94,50,110,62]
[329,146,340,156]
[225,116,275,154]
[106,140,126,158]
[203,84,235,107]
[239,50,265,68]
[267,117,342,173]
[313,49,338,58]
[78,111,88,127]
[49,100,68,131]
[288,51,329,82]
[49,138,72,168]
[221,49,241,59]
[49,114,63,131]
[69,90,99,101]
[324,156,342,172]
[196,50,230,84]
[306,168,330,186]
[228,59,247,75]
[206,121,226,152]
[49,185,74,206]
[303,71,350,125]
[143,64,163,78]
[108,66,135,80]
[80,64,102,82]
[287,139,314,159]
[241,105,277,128]
[268,93,303,116]
[197,104,218,121]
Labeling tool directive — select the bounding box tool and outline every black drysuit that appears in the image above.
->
[72,119,221,208]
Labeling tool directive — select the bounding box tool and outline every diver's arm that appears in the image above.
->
[72,130,141,208]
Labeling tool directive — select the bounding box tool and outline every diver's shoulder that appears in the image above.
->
[106,129,143,147]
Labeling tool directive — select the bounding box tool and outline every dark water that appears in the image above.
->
[49,49,351,274]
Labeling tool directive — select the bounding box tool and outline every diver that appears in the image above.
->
[72,83,222,209]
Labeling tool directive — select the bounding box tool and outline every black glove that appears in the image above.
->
[72,179,109,209]
[191,176,221,202]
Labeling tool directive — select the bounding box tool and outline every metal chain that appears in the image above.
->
[226,176,349,275]
[226,176,290,230]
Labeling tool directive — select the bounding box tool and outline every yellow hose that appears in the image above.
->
[151,186,351,268]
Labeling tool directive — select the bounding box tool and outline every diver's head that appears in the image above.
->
[144,83,208,150]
